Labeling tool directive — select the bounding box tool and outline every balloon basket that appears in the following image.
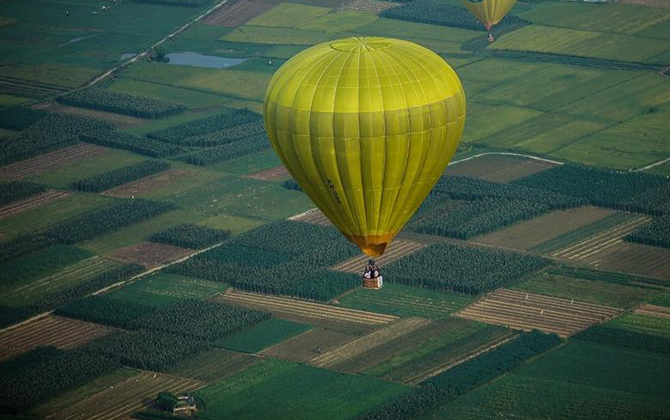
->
[363,276,383,290]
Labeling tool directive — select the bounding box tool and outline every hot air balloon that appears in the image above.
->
[459,0,517,40]
[263,37,465,287]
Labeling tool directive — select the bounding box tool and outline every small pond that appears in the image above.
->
[165,51,246,69]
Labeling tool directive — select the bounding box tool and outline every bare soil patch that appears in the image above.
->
[457,289,622,337]
[0,315,113,362]
[107,242,194,268]
[169,348,261,383]
[0,143,108,182]
[51,371,205,420]
[247,165,289,181]
[36,102,148,128]
[445,154,558,183]
[260,328,358,363]
[635,304,670,319]
[0,189,70,220]
[203,0,275,27]
[288,208,332,226]
[473,206,616,251]
[103,169,192,198]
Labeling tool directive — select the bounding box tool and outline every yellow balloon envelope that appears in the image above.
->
[264,37,465,256]
[459,0,517,31]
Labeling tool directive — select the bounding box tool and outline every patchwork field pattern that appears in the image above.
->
[473,206,616,251]
[169,348,262,383]
[0,144,107,182]
[202,0,276,27]
[309,317,431,369]
[103,170,194,198]
[260,328,358,363]
[217,290,397,331]
[445,155,558,183]
[0,189,69,220]
[331,240,426,273]
[457,289,623,336]
[0,315,113,362]
[107,242,193,268]
[52,371,206,420]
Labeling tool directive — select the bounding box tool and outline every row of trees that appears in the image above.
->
[55,294,157,329]
[178,133,270,166]
[148,108,261,143]
[70,160,170,192]
[0,180,47,206]
[0,107,46,130]
[626,215,670,249]
[548,266,667,289]
[485,49,662,71]
[574,325,670,355]
[58,89,186,119]
[380,0,521,31]
[383,242,550,294]
[81,130,182,158]
[150,223,231,249]
[515,164,670,216]
[0,113,114,165]
[358,331,561,420]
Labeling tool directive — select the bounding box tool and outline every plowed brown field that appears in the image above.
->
[103,169,192,198]
[247,165,290,180]
[288,208,332,226]
[0,315,113,362]
[260,328,358,362]
[445,154,558,183]
[202,0,275,27]
[332,240,426,273]
[107,242,193,268]
[457,289,622,336]
[0,189,69,220]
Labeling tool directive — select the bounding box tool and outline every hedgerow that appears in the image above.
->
[80,130,182,158]
[514,165,669,215]
[282,179,302,192]
[180,119,266,147]
[148,108,261,143]
[0,234,56,264]
[55,295,157,328]
[129,299,269,341]
[69,160,170,192]
[626,215,670,249]
[45,199,175,244]
[58,89,186,119]
[150,224,231,249]
[380,0,520,31]
[0,181,47,205]
[178,134,270,166]
[358,331,561,420]
[485,49,663,71]
[166,221,361,301]
[29,264,144,311]
[383,242,550,294]
[0,113,114,165]
[0,347,118,414]
[86,330,208,371]
[0,107,46,130]
[574,325,670,355]
[0,244,92,285]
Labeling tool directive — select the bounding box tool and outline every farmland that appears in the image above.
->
[0,0,669,417]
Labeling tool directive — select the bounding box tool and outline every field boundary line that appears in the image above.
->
[408,332,519,385]
[449,152,564,167]
[636,156,670,172]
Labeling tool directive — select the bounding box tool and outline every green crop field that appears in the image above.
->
[510,270,662,309]
[297,11,378,33]
[209,149,282,175]
[607,314,670,338]
[247,3,331,27]
[196,213,265,236]
[520,2,670,39]
[105,272,228,308]
[222,26,333,46]
[0,194,114,239]
[104,78,232,110]
[462,101,542,144]
[354,18,481,43]
[195,359,409,420]
[364,318,510,382]
[491,25,670,63]
[214,318,311,353]
[337,283,474,318]
[434,339,670,419]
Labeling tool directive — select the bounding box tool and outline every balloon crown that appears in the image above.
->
[330,37,393,52]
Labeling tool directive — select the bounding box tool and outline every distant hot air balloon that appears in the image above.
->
[264,37,465,260]
[459,0,517,34]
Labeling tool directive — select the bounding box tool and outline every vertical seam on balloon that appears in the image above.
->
[367,49,388,235]
[375,49,410,235]
[307,51,359,234]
